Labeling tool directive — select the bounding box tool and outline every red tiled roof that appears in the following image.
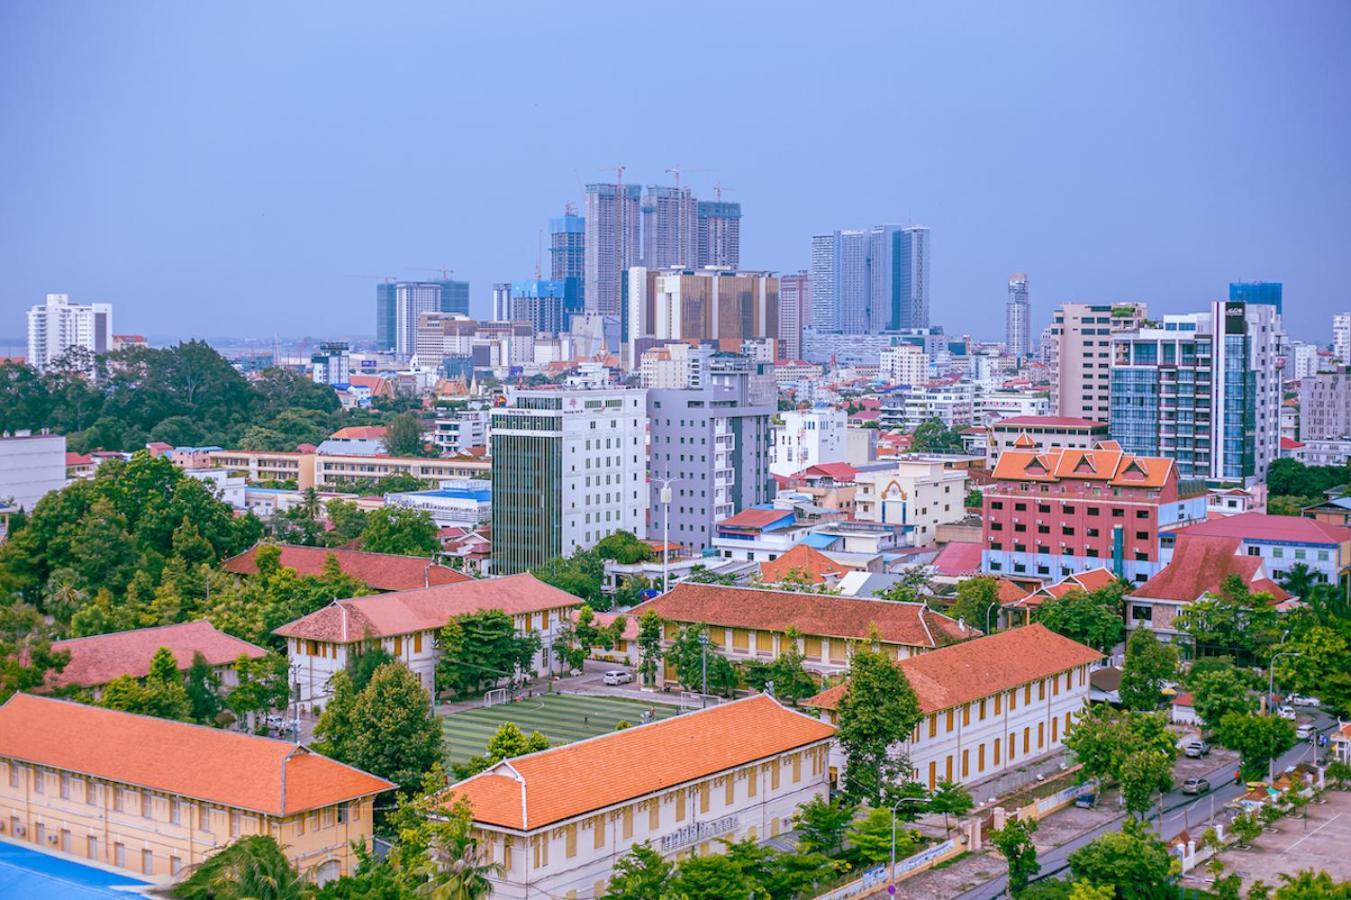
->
[222,544,471,591]
[718,508,795,530]
[930,541,984,577]
[0,694,392,815]
[47,621,266,689]
[65,452,93,466]
[994,578,1030,604]
[629,582,976,648]
[759,544,845,585]
[1013,568,1118,608]
[329,425,389,441]
[1133,535,1293,603]
[798,462,858,482]
[806,624,1101,713]
[448,696,834,831]
[1170,512,1351,545]
[274,573,581,642]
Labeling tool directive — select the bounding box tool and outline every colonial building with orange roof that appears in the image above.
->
[222,542,471,592]
[44,620,267,695]
[806,624,1101,792]
[1001,567,1120,627]
[0,694,392,885]
[628,582,978,683]
[275,573,581,711]
[981,442,1208,585]
[446,695,835,899]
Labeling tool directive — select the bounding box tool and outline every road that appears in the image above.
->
[951,711,1336,900]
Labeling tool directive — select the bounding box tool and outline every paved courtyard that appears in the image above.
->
[1203,788,1351,893]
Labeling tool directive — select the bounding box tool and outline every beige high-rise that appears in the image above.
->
[1047,303,1147,420]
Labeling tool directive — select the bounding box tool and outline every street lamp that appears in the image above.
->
[1267,650,1303,780]
[985,602,998,635]
[654,477,677,595]
[698,632,709,708]
[890,796,929,884]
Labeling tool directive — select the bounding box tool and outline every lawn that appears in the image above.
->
[441,692,681,768]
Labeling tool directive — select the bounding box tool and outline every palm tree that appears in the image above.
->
[410,832,505,900]
[1278,562,1316,599]
[300,486,322,521]
[170,835,307,900]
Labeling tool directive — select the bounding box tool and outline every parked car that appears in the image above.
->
[1074,792,1097,809]
[265,714,285,728]
[1276,705,1297,720]
[1289,695,1321,708]
[1184,740,1211,758]
[602,670,634,686]
[1296,723,1317,740]
[1181,777,1211,795]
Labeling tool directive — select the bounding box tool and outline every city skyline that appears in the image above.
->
[2,2,1349,343]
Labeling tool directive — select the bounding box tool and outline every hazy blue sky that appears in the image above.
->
[2,1,1348,344]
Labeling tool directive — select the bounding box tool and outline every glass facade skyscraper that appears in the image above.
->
[1228,281,1282,315]
[375,282,397,351]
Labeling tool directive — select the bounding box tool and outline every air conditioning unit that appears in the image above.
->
[47,833,58,844]
[13,825,25,837]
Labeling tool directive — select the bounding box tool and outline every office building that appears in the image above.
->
[1300,372,1351,443]
[1229,281,1282,316]
[432,409,491,455]
[310,342,350,386]
[1288,340,1319,380]
[896,226,930,330]
[375,282,397,351]
[770,407,847,476]
[26,293,112,373]
[879,381,976,431]
[584,182,641,317]
[510,280,567,336]
[807,224,928,335]
[648,354,775,554]
[641,185,698,268]
[386,280,470,358]
[549,210,585,319]
[778,270,808,361]
[1046,302,1148,420]
[0,431,66,512]
[697,200,741,268]
[982,443,1208,584]
[1006,273,1031,358]
[491,387,648,575]
[1110,301,1283,482]
[1334,313,1351,367]
[622,267,778,369]
[880,344,929,387]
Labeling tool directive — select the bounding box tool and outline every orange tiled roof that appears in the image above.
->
[759,544,845,585]
[274,573,580,642]
[222,543,471,592]
[1132,535,1293,603]
[990,445,1173,488]
[805,624,1101,713]
[628,582,976,648]
[47,620,266,690]
[329,425,389,441]
[448,695,834,831]
[0,694,392,815]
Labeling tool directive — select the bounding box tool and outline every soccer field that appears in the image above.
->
[441,693,681,768]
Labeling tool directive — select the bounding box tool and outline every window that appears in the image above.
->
[962,705,970,727]
[1136,510,1149,519]
[7,764,17,789]
[1063,526,1075,536]
[1111,508,1124,518]
[32,769,43,794]
[1087,507,1100,516]
[171,856,183,877]
[199,803,211,832]
[413,632,423,653]
[337,802,348,824]
[87,835,99,860]
[230,811,241,837]
[85,780,97,806]
[113,788,125,813]
[928,715,937,739]
[170,798,182,825]
[115,843,126,869]
[142,849,154,875]
[1136,531,1149,541]
[141,791,153,819]
[945,709,954,732]
[60,774,70,800]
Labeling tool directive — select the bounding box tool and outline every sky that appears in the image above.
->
[2,1,1349,346]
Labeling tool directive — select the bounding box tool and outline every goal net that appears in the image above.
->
[679,692,719,712]
[483,688,509,708]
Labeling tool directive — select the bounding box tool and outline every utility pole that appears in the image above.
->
[654,477,676,594]
[699,632,709,707]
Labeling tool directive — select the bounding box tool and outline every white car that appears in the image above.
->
[1296,723,1317,740]
[1289,695,1321,708]
[602,670,634,686]
[1276,705,1297,720]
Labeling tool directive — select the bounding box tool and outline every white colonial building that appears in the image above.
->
[770,407,847,477]
[449,696,835,899]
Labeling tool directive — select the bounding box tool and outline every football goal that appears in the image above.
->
[483,688,509,708]
[679,691,719,712]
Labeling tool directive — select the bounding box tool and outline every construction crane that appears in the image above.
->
[409,267,456,280]
[713,180,735,201]
[348,274,397,282]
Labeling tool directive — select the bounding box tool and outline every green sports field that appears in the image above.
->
[441,693,681,768]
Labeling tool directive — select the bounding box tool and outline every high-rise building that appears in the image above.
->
[510,280,567,336]
[436,279,471,316]
[490,387,649,575]
[880,344,929,387]
[1300,372,1351,442]
[1006,273,1031,358]
[311,342,351,386]
[1110,301,1284,483]
[641,186,698,269]
[697,200,741,268]
[808,224,928,334]
[1334,313,1351,367]
[1047,302,1148,420]
[778,270,809,362]
[375,282,397,351]
[897,226,930,330]
[808,234,836,330]
[1229,281,1282,315]
[622,267,779,369]
[26,293,112,373]
[770,407,847,476]
[549,210,585,319]
[648,353,775,554]
[584,182,641,317]
[491,283,512,322]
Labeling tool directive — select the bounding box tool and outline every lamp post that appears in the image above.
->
[985,602,998,635]
[890,796,929,884]
[698,632,709,708]
[1267,650,1302,780]
[654,477,677,595]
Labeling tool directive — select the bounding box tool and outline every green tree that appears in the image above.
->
[1277,563,1319,600]
[455,722,552,778]
[360,506,439,556]
[99,646,191,721]
[664,623,739,697]
[227,653,291,730]
[636,611,663,687]
[1214,712,1296,781]
[662,850,763,900]
[846,806,922,865]
[604,843,672,900]
[1035,586,1126,651]
[928,779,975,836]
[910,417,965,453]
[990,816,1040,898]
[436,609,541,697]
[742,631,820,706]
[1229,811,1263,848]
[1063,706,1177,787]
[0,603,69,703]
[384,413,430,457]
[1118,628,1178,711]
[594,530,653,564]
[1275,625,1351,714]
[1067,819,1178,900]
[836,642,922,805]
[170,835,305,900]
[793,795,857,857]
[324,499,369,547]
[948,576,1000,632]
[1189,662,1257,732]
[1120,749,1174,818]
[347,645,397,692]
[184,651,223,724]
[531,550,607,606]
[1272,869,1351,898]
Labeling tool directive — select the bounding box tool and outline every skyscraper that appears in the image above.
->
[509,280,567,336]
[1110,301,1283,482]
[375,282,397,351]
[385,280,468,358]
[897,226,930,329]
[697,200,741,268]
[778,270,809,362]
[436,279,471,316]
[26,293,112,373]
[1229,281,1282,315]
[549,210,585,318]
[808,224,928,334]
[1333,313,1351,366]
[1048,302,1147,420]
[809,233,836,329]
[641,185,698,268]
[491,283,512,322]
[584,182,641,317]
[622,267,779,369]
[1006,273,1031,358]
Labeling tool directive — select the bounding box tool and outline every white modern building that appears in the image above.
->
[26,293,113,373]
[1334,312,1351,367]
[1006,273,1031,359]
[491,387,649,575]
[432,409,490,454]
[770,407,847,477]
[0,431,66,511]
[385,479,491,526]
[879,381,977,432]
[880,344,929,387]
[852,455,970,546]
[310,342,351,386]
